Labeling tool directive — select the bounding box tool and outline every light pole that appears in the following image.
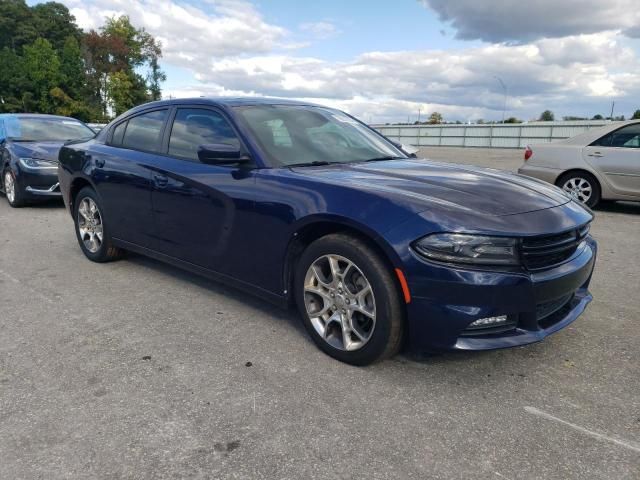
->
[494,75,508,123]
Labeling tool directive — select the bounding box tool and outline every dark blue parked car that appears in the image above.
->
[57,98,597,365]
[0,114,95,207]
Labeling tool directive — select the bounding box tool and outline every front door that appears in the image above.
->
[149,107,257,279]
[584,123,640,196]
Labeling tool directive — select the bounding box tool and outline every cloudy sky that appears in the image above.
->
[31,0,640,123]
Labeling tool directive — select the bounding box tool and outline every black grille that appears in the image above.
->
[537,294,575,329]
[521,224,590,271]
[536,294,573,322]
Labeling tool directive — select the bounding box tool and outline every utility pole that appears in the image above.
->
[609,100,615,120]
[494,75,508,123]
[417,108,421,124]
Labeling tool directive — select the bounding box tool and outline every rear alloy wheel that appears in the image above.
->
[295,234,404,365]
[558,172,601,208]
[3,170,24,207]
[74,187,124,262]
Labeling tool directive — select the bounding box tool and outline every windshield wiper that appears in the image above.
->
[362,155,405,162]
[286,161,341,168]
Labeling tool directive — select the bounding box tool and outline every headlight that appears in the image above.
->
[413,233,520,266]
[19,157,58,170]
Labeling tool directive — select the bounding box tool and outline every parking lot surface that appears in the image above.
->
[1,147,639,479]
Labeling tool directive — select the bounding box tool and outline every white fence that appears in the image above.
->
[373,120,615,149]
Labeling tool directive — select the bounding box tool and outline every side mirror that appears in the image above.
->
[197,143,250,165]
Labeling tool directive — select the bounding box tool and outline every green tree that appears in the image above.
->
[0,46,27,111]
[0,0,37,51]
[31,2,82,51]
[59,36,84,98]
[539,110,555,121]
[106,70,135,116]
[428,112,443,124]
[23,38,61,112]
[504,117,521,123]
[592,114,604,120]
[632,110,640,120]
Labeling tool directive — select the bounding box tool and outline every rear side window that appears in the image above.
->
[122,109,168,153]
[168,108,239,161]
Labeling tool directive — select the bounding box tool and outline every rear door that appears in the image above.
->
[148,106,258,278]
[90,108,169,247]
[583,123,640,196]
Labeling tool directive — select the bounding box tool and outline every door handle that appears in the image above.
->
[588,152,603,157]
[153,174,168,187]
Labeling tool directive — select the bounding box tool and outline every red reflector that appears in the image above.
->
[395,268,411,304]
[524,146,533,161]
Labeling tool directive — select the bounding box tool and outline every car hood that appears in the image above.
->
[10,141,65,162]
[291,159,571,216]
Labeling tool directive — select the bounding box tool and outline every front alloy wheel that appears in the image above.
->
[304,254,376,352]
[295,233,404,365]
[3,170,24,207]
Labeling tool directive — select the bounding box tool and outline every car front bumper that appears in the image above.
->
[404,237,597,352]
[16,169,61,198]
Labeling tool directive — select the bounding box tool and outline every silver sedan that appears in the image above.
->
[518,120,640,207]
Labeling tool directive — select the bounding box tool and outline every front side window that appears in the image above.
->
[233,105,405,167]
[609,124,640,148]
[6,116,94,142]
[122,109,168,153]
[168,108,240,161]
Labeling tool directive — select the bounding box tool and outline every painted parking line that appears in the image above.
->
[524,406,640,454]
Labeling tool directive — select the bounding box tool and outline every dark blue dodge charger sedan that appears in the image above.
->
[58,98,597,365]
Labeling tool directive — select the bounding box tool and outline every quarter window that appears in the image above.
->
[111,121,127,146]
[121,109,168,153]
[169,108,240,161]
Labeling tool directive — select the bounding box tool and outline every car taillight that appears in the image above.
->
[524,146,533,161]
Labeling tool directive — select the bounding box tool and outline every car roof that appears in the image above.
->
[127,97,322,112]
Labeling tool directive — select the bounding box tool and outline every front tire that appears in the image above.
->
[557,171,601,208]
[73,187,124,262]
[3,169,25,207]
[294,233,405,366]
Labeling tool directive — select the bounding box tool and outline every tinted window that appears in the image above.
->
[111,121,127,146]
[609,124,640,148]
[234,105,405,166]
[168,109,239,161]
[5,116,94,142]
[122,110,168,153]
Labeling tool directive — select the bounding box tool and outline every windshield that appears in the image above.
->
[7,117,95,142]
[233,105,406,167]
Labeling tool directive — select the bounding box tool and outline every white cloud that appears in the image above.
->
[299,21,340,39]
[62,1,640,122]
[67,0,289,65]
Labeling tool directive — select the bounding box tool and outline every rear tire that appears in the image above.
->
[556,171,601,208]
[294,233,405,366]
[73,186,124,262]
[3,169,25,208]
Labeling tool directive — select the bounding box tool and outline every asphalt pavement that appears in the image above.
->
[1,147,638,479]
